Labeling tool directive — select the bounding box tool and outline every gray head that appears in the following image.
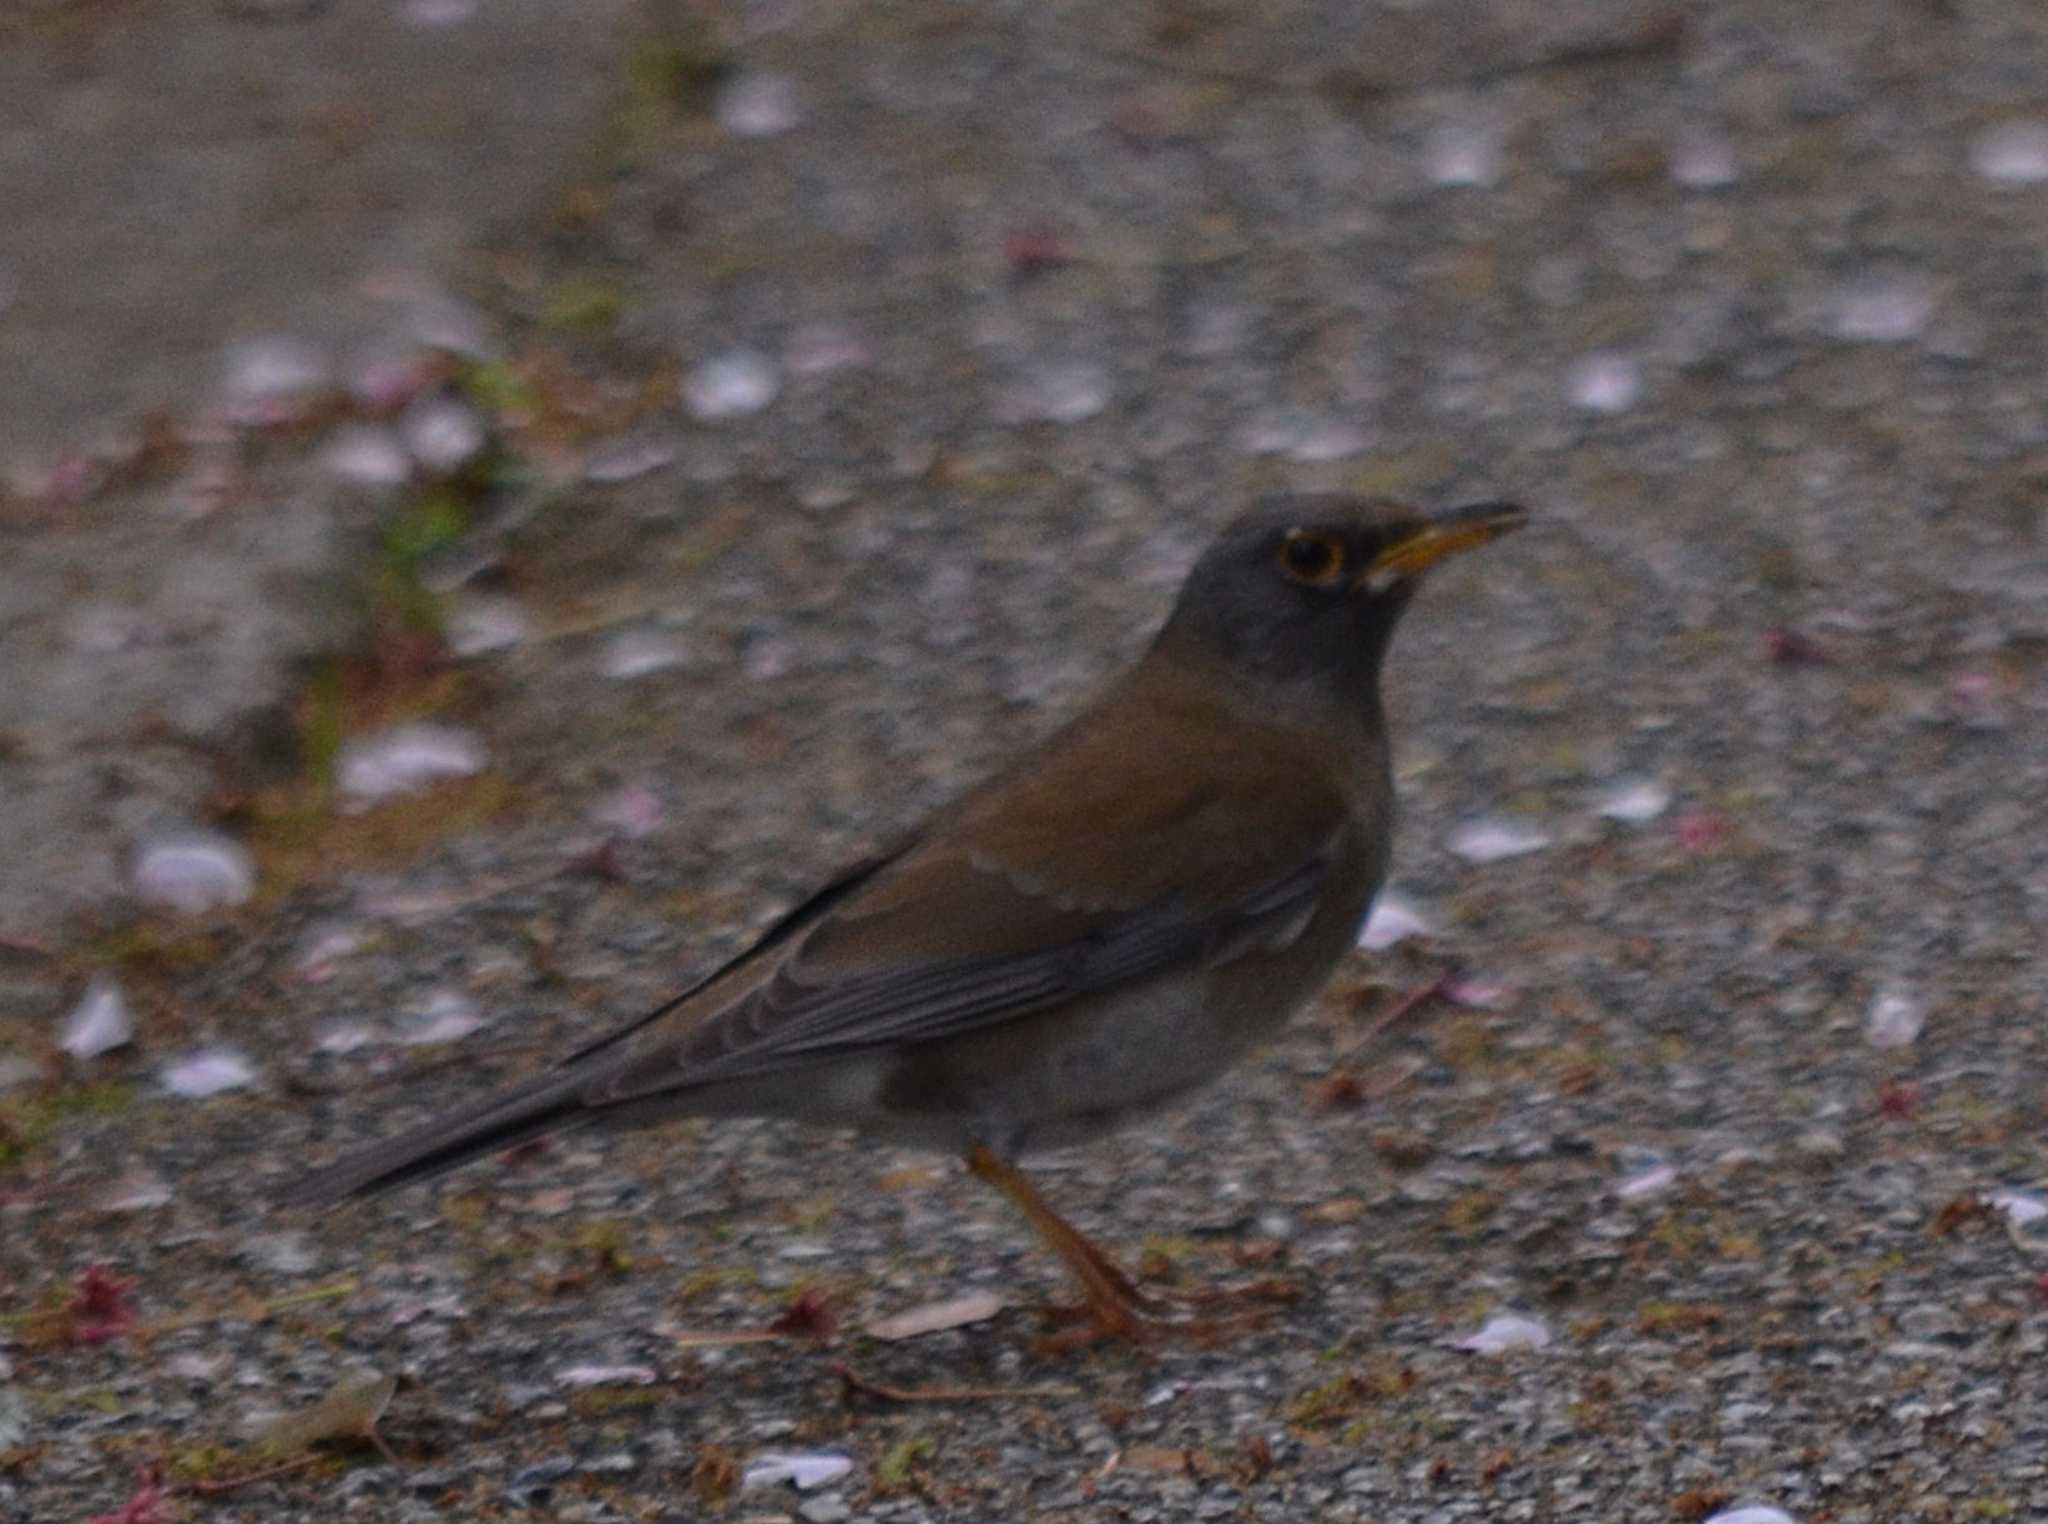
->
[1156,495,1527,702]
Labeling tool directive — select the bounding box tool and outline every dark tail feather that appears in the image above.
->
[277,1068,596,1208]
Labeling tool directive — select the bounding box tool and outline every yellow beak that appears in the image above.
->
[1367,501,1529,580]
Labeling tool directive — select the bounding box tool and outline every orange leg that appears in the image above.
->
[965,1145,1296,1345]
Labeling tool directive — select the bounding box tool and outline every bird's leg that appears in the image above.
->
[965,1144,1301,1345]
[966,1145,1165,1338]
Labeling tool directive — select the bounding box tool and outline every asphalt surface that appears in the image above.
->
[4,2,2047,1522]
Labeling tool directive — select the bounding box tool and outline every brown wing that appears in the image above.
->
[584,657,1356,1101]
[280,652,1366,1206]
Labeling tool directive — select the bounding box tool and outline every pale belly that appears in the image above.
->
[668,857,1381,1161]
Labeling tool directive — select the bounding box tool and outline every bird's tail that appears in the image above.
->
[276,1066,596,1208]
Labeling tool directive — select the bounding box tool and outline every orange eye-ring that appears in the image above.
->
[1277,529,1346,586]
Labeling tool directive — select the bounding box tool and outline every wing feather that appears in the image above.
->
[576,662,1366,1106]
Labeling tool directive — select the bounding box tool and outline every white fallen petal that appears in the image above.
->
[1617,1163,1677,1200]
[1703,1508,1797,1524]
[601,631,686,680]
[337,723,486,803]
[556,1364,659,1389]
[407,292,499,360]
[1593,778,1671,823]
[322,426,412,488]
[865,1292,1009,1341]
[162,1048,256,1098]
[101,1171,174,1211]
[402,0,476,25]
[1670,128,1739,188]
[784,324,870,377]
[591,784,664,839]
[1970,120,2048,184]
[993,360,1110,425]
[401,396,487,474]
[1456,1313,1551,1354]
[583,436,678,484]
[684,350,780,420]
[393,989,484,1046]
[1987,1190,2047,1227]
[1288,419,1369,462]
[315,1022,377,1055]
[1830,276,1933,343]
[1616,1146,1677,1201]
[446,598,529,656]
[716,73,802,137]
[221,336,331,413]
[293,924,371,983]
[743,1452,854,1492]
[1447,817,1552,863]
[1358,892,1433,951]
[132,831,256,913]
[1425,121,1502,188]
[1865,988,1925,1049]
[1567,352,1641,415]
[61,976,134,1059]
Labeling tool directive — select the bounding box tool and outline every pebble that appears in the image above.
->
[504,1457,576,1507]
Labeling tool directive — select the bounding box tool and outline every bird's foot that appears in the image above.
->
[1031,1274,1305,1352]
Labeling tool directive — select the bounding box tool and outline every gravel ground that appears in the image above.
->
[6,2,2048,1522]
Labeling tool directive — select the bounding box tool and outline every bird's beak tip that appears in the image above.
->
[1369,501,1529,579]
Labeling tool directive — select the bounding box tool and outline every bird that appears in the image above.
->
[282,494,1527,1341]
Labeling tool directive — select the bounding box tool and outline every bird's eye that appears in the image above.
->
[1277,529,1346,586]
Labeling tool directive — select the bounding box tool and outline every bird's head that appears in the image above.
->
[1157,495,1528,704]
